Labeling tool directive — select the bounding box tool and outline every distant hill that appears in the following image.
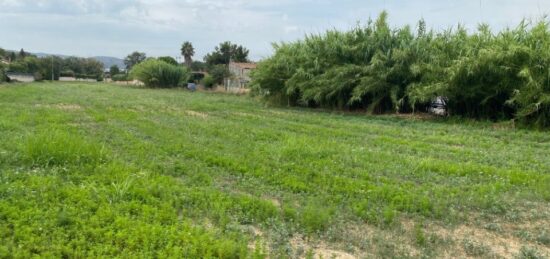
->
[92,56,125,70]
[33,52,69,59]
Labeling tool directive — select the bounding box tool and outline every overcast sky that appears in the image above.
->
[1,0,549,60]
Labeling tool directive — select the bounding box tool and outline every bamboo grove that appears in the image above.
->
[250,12,550,128]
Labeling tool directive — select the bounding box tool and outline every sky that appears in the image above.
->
[1,0,549,61]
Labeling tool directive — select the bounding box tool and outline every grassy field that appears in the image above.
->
[0,82,549,258]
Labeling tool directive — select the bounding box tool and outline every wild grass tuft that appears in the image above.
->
[22,130,107,167]
[516,246,545,259]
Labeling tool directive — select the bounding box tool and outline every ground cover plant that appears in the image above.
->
[251,12,550,128]
[2,52,104,82]
[0,82,549,258]
[130,59,190,88]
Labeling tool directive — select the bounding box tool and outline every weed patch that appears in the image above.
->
[22,130,108,167]
[1,82,549,257]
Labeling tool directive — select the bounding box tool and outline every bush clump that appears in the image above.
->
[112,74,129,82]
[130,59,190,88]
[251,12,550,128]
[0,63,6,83]
[201,75,216,88]
[59,70,75,77]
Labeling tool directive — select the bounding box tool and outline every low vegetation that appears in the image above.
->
[0,49,104,81]
[111,73,129,82]
[0,82,548,258]
[251,12,550,128]
[129,59,190,88]
[0,63,6,83]
[202,74,216,88]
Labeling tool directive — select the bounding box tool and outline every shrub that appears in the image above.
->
[130,59,190,88]
[299,204,332,234]
[462,239,491,257]
[60,70,75,77]
[208,64,230,85]
[75,74,101,80]
[202,75,216,88]
[0,63,5,83]
[158,56,178,66]
[251,12,550,127]
[112,73,129,81]
[516,246,544,259]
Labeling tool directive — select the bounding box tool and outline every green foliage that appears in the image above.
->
[124,51,147,70]
[202,74,216,88]
[6,55,103,81]
[109,65,121,76]
[60,70,75,77]
[76,73,102,80]
[112,73,129,81]
[204,41,249,67]
[62,57,104,79]
[1,82,549,257]
[7,56,40,73]
[0,63,5,83]
[18,49,27,59]
[191,61,207,72]
[23,130,107,167]
[181,41,195,67]
[130,59,190,88]
[414,225,427,247]
[252,13,550,127]
[299,204,332,234]
[208,64,230,85]
[516,246,545,259]
[158,56,178,66]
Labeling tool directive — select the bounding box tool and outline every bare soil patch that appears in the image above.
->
[290,235,356,259]
[185,110,208,119]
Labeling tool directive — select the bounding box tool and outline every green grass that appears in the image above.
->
[0,82,549,258]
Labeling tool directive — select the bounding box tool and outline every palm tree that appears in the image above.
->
[180,42,195,68]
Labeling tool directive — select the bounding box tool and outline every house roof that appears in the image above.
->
[230,62,257,69]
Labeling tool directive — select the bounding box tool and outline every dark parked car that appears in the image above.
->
[429,96,448,116]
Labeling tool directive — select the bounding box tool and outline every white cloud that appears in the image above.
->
[0,0,549,60]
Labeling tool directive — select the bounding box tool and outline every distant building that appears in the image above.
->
[225,62,257,90]
[6,72,35,83]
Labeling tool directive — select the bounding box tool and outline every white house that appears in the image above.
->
[225,62,257,90]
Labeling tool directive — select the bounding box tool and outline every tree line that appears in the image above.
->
[0,48,104,81]
[116,41,250,88]
[1,39,251,86]
[250,12,550,128]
